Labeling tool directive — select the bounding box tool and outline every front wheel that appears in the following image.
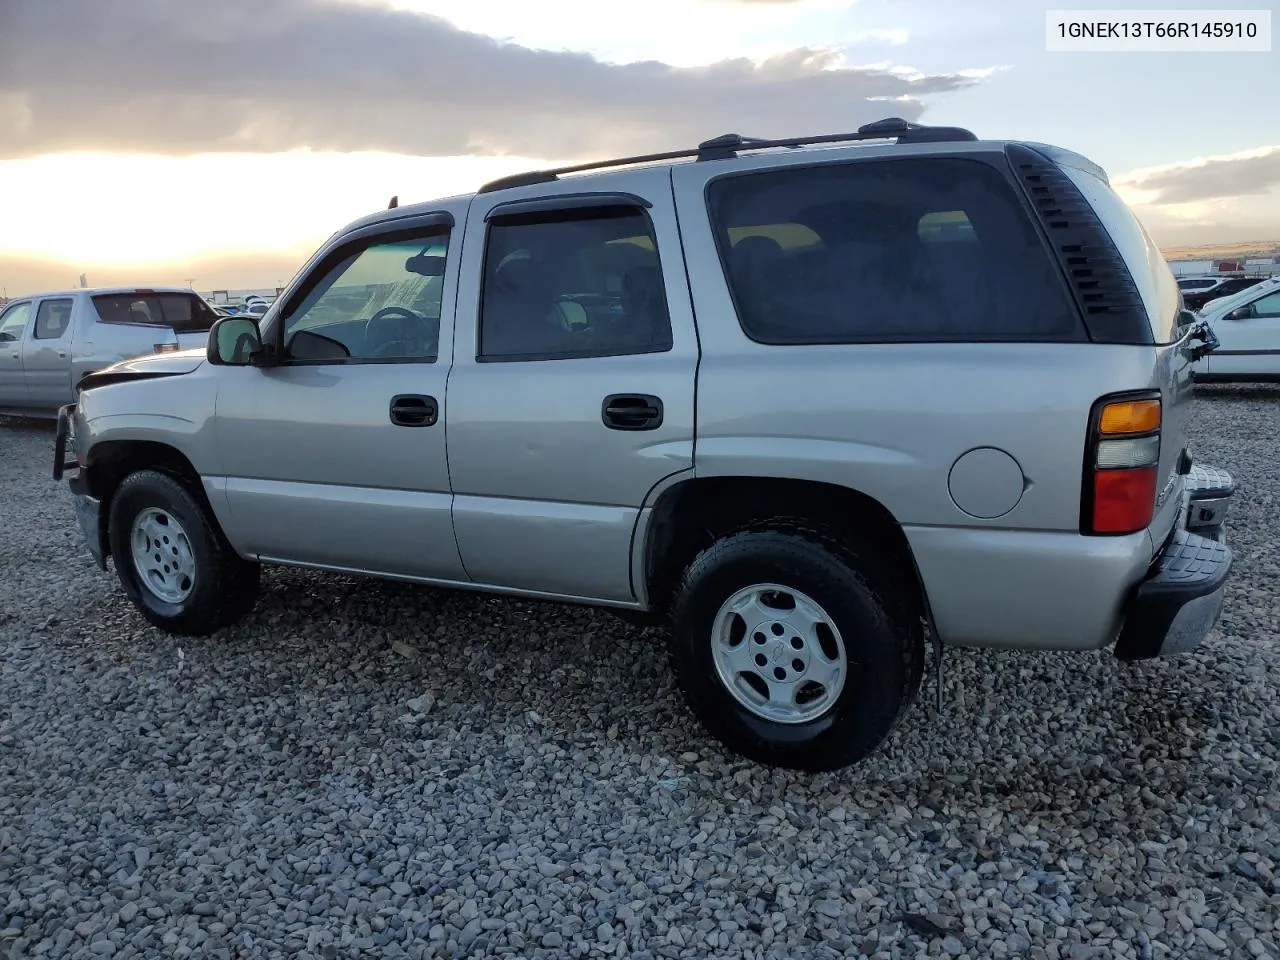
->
[107,469,260,636]
[668,526,923,772]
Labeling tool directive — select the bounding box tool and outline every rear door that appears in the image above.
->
[0,300,34,408]
[21,297,75,409]
[1207,288,1280,378]
[445,168,698,602]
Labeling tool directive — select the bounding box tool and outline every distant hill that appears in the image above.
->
[1161,240,1280,262]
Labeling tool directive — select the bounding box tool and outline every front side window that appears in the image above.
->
[1177,279,1216,291]
[282,232,448,362]
[1248,291,1280,318]
[34,299,74,340]
[479,205,673,361]
[707,157,1081,344]
[0,302,32,342]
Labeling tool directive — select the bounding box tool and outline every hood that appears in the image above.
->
[77,348,207,393]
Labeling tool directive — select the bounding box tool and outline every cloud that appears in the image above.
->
[1116,145,1280,206]
[0,0,980,160]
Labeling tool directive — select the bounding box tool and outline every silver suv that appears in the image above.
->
[54,118,1237,771]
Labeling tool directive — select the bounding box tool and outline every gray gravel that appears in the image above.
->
[2,388,1278,960]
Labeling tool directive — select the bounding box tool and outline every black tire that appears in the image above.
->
[107,469,261,636]
[668,525,924,772]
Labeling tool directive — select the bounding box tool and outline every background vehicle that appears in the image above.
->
[55,119,1235,772]
[1179,274,1268,311]
[0,286,219,417]
[1191,275,1280,384]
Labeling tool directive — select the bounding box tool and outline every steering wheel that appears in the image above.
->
[366,306,431,357]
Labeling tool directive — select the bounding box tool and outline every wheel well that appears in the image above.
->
[84,441,206,556]
[643,477,928,619]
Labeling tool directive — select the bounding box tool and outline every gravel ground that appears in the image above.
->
[1,388,1278,960]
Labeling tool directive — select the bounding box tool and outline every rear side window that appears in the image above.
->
[707,157,1081,344]
[91,293,219,334]
[479,206,673,361]
[34,298,73,339]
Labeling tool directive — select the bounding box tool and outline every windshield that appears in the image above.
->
[1200,277,1280,316]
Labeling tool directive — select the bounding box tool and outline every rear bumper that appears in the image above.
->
[905,462,1237,655]
[1183,462,1234,542]
[1113,463,1236,661]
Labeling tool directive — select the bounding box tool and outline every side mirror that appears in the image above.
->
[1226,306,1253,321]
[207,316,264,366]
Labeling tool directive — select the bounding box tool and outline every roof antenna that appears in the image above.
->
[388,195,399,209]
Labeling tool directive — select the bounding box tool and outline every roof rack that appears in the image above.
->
[477,117,977,194]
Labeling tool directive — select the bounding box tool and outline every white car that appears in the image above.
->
[1191,275,1280,384]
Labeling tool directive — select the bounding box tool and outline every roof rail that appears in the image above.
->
[476,117,977,194]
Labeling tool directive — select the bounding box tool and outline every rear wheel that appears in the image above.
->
[668,525,923,771]
[107,469,260,636]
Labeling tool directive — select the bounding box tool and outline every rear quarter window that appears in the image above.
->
[706,156,1082,344]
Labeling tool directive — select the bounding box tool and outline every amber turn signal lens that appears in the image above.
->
[1099,398,1160,435]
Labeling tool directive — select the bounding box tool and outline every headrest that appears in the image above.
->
[731,236,786,283]
[492,256,546,297]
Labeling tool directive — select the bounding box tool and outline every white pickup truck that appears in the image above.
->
[0,286,220,417]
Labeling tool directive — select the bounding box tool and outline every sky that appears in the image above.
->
[0,0,1276,296]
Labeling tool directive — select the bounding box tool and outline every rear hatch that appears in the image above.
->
[90,290,220,354]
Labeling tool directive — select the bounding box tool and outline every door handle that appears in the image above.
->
[602,393,663,431]
[389,394,438,427]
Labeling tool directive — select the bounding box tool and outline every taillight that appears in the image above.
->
[1083,394,1161,535]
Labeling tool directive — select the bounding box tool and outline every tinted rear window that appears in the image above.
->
[91,293,218,334]
[706,157,1081,344]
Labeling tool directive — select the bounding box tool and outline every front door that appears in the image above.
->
[210,209,468,582]
[1209,288,1280,378]
[445,168,698,603]
[0,300,33,408]
[22,297,75,408]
